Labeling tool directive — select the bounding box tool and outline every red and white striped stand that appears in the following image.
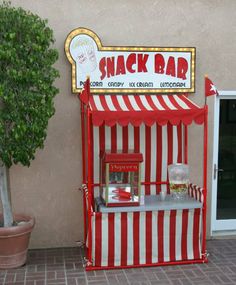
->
[80,94,208,270]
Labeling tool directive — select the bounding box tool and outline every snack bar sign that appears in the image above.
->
[65,28,195,94]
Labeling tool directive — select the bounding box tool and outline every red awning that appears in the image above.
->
[89,94,206,127]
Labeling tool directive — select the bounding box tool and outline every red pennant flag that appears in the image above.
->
[205,76,218,97]
[79,77,90,104]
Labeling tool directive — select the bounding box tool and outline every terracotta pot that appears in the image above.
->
[0,214,35,269]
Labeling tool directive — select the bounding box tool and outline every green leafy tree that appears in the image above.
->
[0,1,59,226]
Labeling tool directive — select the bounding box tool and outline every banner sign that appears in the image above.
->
[65,28,195,94]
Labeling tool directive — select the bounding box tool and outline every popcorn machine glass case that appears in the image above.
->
[100,151,143,207]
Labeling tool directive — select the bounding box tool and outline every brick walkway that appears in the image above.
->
[0,239,236,285]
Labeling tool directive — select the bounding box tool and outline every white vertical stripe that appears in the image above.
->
[161,126,168,192]
[93,95,104,111]
[172,126,178,164]
[162,95,177,110]
[175,210,182,261]
[128,124,134,150]
[151,95,165,110]
[173,95,190,109]
[129,95,141,111]
[105,95,117,111]
[93,127,100,183]
[163,210,170,262]
[127,212,134,265]
[182,124,185,162]
[187,210,194,260]
[139,212,146,264]
[152,212,158,263]
[93,186,100,200]
[150,124,157,195]
[150,185,156,194]
[105,126,111,150]
[140,124,145,195]
[140,95,153,110]
[117,125,123,150]
[101,214,109,266]
[114,213,121,266]
[117,95,129,111]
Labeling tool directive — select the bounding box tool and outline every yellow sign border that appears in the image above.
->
[65,27,195,94]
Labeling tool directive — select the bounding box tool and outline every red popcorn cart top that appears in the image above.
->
[100,151,143,207]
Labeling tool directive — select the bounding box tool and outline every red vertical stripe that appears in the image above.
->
[181,209,189,260]
[90,122,94,206]
[122,126,128,153]
[169,210,177,261]
[108,213,115,267]
[133,212,140,265]
[111,125,117,152]
[177,124,183,163]
[134,127,140,152]
[193,208,201,260]
[121,212,128,266]
[99,124,105,155]
[95,213,102,266]
[156,124,162,193]
[146,212,152,264]
[145,126,151,195]
[158,211,164,263]
[167,123,173,165]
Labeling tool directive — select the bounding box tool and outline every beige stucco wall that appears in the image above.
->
[8,0,236,248]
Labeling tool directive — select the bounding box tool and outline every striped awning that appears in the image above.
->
[89,94,206,126]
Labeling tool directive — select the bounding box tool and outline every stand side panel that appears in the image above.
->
[90,209,202,268]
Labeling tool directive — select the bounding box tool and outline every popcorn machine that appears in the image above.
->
[100,151,143,207]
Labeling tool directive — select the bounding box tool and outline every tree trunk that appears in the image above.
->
[0,164,13,227]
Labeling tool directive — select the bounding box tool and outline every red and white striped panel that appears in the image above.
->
[89,94,205,126]
[92,123,184,195]
[91,208,202,267]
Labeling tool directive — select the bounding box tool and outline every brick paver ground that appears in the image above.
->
[0,239,236,285]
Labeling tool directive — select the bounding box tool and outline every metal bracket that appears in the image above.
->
[202,251,210,262]
[75,240,85,248]
[78,184,87,192]
[83,257,93,267]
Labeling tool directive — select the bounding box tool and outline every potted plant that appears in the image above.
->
[0,1,59,268]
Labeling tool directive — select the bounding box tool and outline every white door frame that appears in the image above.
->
[211,90,236,234]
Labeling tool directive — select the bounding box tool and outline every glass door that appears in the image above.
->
[212,96,236,232]
[217,99,236,219]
